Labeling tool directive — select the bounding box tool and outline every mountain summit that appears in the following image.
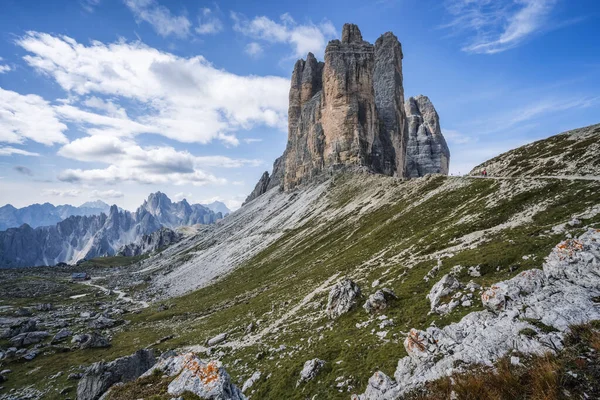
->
[245,24,450,204]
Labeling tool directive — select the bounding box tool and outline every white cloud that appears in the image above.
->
[0,146,40,156]
[42,189,82,198]
[0,65,11,74]
[243,138,263,144]
[90,189,124,199]
[83,96,128,118]
[81,0,101,13]
[57,135,261,186]
[124,0,191,38]
[443,0,558,54]
[173,192,192,201]
[245,42,263,57]
[232,12,336,58]
[196,7,223,35]
[17,32,289,145]
[0,87,68,145]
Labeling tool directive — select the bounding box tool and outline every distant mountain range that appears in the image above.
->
[0,196,231,231]
[0,201,111,231]
[0,192,227,268]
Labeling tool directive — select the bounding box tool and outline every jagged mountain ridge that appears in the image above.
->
[0,193,223,267]
[244,24,449,205]
[0,201,111,231]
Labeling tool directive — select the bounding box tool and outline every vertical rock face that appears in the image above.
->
[405,95,450,177]
[245,23,449,204]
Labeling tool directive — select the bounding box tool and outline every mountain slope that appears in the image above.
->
[470,123,600,177]
[122,172,600,399]
[1,125,599,399]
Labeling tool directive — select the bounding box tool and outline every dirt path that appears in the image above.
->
[467,175,600,181]
[81,279,149,309]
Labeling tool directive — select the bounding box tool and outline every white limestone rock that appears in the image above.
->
[354,229,600,399]
[298,358,325,384]
[427,274,462,314]
[242,370,261,393]
[326,279,361,319]
[159,353,245,399]
[363,288,397,315]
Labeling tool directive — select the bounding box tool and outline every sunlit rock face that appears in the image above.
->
[245,23,450,204]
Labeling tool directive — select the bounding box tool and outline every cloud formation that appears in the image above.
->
[232,12,336,58]
[90,189,124,199]
[57,136,261,186]
[443,0,558,54]
[0,88,68,146]
[16,32,289,146]
[42,189,82,197]
[124,0,191,38]
[196,8,223,35]
[0,147,40,157]
[14,165,33,176]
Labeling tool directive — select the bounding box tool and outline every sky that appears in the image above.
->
[0,0,599,211]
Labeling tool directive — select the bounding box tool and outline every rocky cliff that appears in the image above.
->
[245,23,449,204]
[405,95,450,177]
[118,227,182,257]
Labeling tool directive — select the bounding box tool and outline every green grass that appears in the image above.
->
[78,254,148,268]
[2,173,600,399]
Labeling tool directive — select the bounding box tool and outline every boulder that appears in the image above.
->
[351,371,398,400]
[0,318,36,339]
[363,288,397,314]
[241,370,261,393]
[77,349,155,400]
[88,316,117,329]
[52,328,72,343]
[207,332,228,347]
[160,354,245,399]
[326,279,361,319]
[9,331,49,347]
[72,332,110,349]
[427,274,462,314]
[36,303,53,312]
[298,358,326,384]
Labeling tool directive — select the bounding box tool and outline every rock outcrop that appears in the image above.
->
[405,95,450,177]
[298,358,326,384]
[117,227,182,257]
[77,349,156,400]
[246,23,449,204]
[326,278,361,319]
[353,228,600,399]
[141,352,245,399]
[363,288,397,314]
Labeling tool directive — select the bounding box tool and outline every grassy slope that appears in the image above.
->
[2,174,600,399]
[470,123,600,177]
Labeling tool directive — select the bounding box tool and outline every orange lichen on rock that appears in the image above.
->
[556,239,584,260]
[406,329,426,353]
[181,355,220,386]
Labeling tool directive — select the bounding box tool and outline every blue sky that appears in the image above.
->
[0,0,598,210]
